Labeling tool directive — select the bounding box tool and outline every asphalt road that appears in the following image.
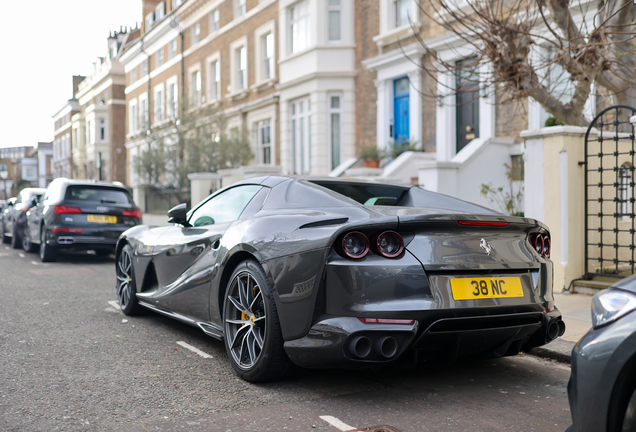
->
[0,244,573,432]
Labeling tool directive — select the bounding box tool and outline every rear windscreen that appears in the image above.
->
[310,181,407,206]
[64,186,131,205]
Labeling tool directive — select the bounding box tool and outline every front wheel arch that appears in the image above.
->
[218,250,260,319]
[608,350,636,431]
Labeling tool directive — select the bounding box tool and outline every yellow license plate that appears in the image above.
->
[87,214,117,224]
[450,277,524,300]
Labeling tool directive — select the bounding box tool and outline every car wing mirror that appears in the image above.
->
[167,203,191,227]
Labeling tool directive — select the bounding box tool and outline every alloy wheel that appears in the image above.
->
[224,271,266,370]
[116,248,133,310]
[22,226,31,251]
[39,229,46,259]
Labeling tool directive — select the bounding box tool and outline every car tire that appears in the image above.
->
[39,228,57,262]
[1,223,9,244]
[116,244,142,316]
[11,225,22,249]
[22,225,37,253]
[223,259,298,383]
[623,388,636,432]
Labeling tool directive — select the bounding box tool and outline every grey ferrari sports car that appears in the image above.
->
[115,176,564,382]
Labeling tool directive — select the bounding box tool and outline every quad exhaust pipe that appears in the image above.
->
[348,335,399,359]
[546,319,566,342]
[374,336,398,359]
[348,336,372,358]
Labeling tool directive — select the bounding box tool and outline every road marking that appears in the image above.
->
[107,300,121,310]
[176,341,213,358]
[319,416,355,431]
[18,253,25,258]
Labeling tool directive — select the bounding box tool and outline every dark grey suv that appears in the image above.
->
[24,179,141,261]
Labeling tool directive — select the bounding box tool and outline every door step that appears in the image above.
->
[571,279,614,295]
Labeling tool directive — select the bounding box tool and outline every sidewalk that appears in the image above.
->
[529,292,593,364]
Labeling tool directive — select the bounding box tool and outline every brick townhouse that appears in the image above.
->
[71,29,134,182]
[52,76,84,179]
[121,0,356,190]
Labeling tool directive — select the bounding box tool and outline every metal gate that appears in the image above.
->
[584,105,636,278]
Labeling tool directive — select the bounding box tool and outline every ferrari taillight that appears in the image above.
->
[530,233,551,258]
[376,231,404,258]
[342,232,369,259]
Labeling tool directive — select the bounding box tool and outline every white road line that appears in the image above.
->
[319,416,356,431]
[18,253,25,258]
[107,300,121,310]
[176,341,213,358]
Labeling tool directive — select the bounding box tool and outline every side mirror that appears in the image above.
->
[31,197,39,206]
[167,203,191,227]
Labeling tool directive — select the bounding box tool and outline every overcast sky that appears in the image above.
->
[0,1,141,149]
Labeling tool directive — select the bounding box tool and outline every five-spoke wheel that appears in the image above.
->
[223,260,296,382]
[225,271,266,370]
[117,244,141,315]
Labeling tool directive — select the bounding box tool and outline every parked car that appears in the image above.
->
[115,176,564,382]
[567,274,636,432]
[24,179,142,261]
[1,197,15,237]
[1,188,45,248]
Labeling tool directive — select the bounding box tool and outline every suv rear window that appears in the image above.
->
[64,186,131,205]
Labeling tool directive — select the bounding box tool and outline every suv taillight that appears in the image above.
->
[123,209,142,219]
[53,205,82,215]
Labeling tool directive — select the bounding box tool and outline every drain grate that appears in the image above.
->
[350,426,402,432]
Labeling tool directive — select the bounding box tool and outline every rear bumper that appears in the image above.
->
[284,308,563,369]
[45,225,128,250]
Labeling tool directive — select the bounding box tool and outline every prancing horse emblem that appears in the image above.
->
[480,238,493,256]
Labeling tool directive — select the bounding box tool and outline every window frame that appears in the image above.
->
[156,48,164,69]
[128,98,139,135]
[235,0,247,18]
[254,20,276,85]
[210,9,220,32]
[206,51,222,102]
[154,83,165,124]
[229,36,249,94]
[166,76,179,118]
[327,0,342,42]
[328,93,343,170]
[191,22,201,46]
[255,119,272,165]
[168,39,178,60]
[290,97,312,175]
[99,118,106,142]
[289,0,309,54]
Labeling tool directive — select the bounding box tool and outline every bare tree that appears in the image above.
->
[134,101,253,192]
[415,0,636,125]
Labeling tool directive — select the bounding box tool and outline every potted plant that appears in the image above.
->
[358,145,382,168]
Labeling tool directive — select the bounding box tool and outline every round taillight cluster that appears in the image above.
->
[340,231,404,259]
[376,231,404,258]
[342,232,369,259]
[530,233,551,258]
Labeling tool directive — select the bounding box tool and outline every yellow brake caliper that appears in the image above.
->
[241,285,259,324]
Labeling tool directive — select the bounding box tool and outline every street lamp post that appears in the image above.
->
[0,168,7,200]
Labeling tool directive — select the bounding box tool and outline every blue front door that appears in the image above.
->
[394,77,410,146]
